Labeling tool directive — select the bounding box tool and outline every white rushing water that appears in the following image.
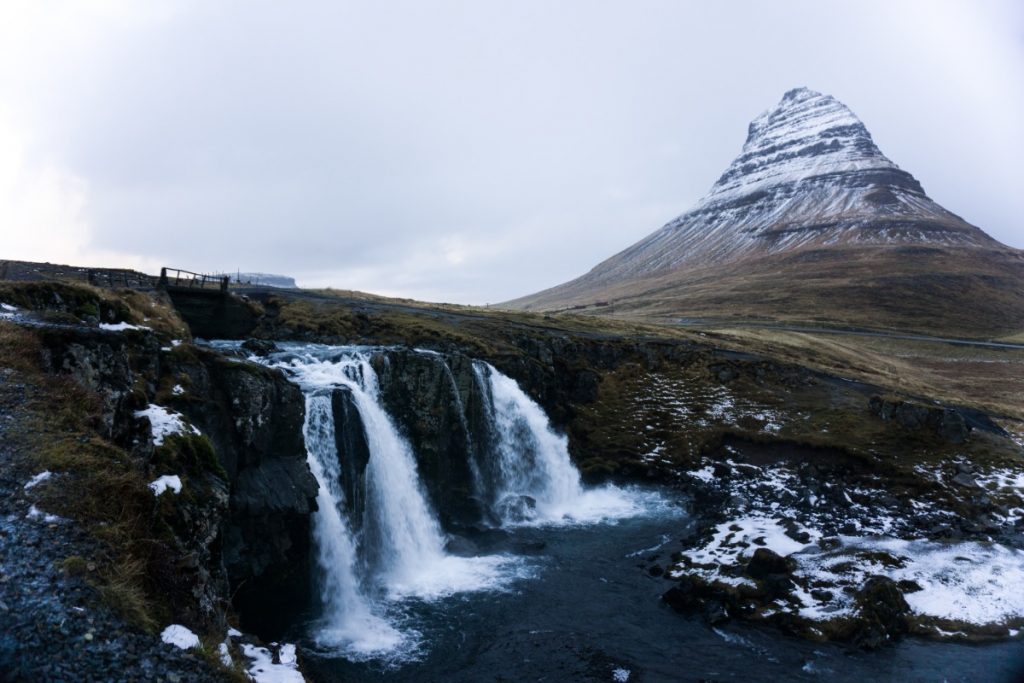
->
[265,347,531,659]
[474,361,644,526]
[302,393,404,655]
[245,344,665,660]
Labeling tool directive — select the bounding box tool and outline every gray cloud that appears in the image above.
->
[3,0,1022,303]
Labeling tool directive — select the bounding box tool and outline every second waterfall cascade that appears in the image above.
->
[249,343,658,660]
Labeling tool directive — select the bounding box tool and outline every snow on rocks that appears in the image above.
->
[24,471,52,490]
[0,302,17,319]
[218,641,233,667]
[667,453,1024,641]
[160,624,200,650]
[148,475,183,496]
[687,465,716,483]
[99,321,150,332]
[134,404,200,446]
[794,536,1024,627]
[26,505,62,523]
[240,642,304,683]
[172,384,186,396]
[676,515,818,572]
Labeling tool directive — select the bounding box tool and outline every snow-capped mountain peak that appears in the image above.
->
[563,88,999,284]
[703,87,899,207]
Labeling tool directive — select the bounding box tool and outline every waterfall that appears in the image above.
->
[473,361,640,525]
[302,393,403,655]
[261,345,526,657]
[339,355,448,592]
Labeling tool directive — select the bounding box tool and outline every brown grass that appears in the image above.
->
[699,327,1024,421]
[0,281,189,339]
[506,245,1024,339]
[4,322,188,632]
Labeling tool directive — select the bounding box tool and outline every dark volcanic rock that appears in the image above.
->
[372,348,479,526]
[331,386,371,530]
[744,548,796,580]
[241,338,279,356]
[164,290,259,339]
[850,576,911,649]
[869,395,972,444]
[36,327,157,446]
[167,352,318,634]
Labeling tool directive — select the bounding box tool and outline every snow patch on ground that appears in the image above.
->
[24,471,52,490]
[172,384,185,396]
[241,643,304,683]
[149,475,183,496]
[161,624,200,650]
[629,376,789,464]
[134,404,200,446]
[612,667,631,682]
[26,505,62,523]
[99,321,150,332]
[677,515,819,571]
[790,536,1024,627]
[674,457,1024,633]
[218,641,233,667]
[688,465,716,483]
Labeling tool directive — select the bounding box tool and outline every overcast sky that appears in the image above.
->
[2,1,1022,303]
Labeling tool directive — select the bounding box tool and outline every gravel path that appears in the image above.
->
[0,367,226,683]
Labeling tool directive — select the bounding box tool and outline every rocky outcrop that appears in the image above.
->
[849,576,911,649]
[36,326,158,446]
[31,326,233,633]
[164,289,260,339]
[29,322,318,637]
[331,387,370,531]
[372,349,480,527]
[164,349,318,635]
[868,395,972,444]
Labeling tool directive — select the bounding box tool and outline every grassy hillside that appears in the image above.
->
[505,245,1024,340]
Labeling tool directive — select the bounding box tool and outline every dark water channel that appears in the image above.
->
[293,490,1024,682]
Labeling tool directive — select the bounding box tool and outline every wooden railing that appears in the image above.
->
[158,268,229,292]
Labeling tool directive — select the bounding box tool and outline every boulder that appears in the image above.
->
[744,548,796,579]
[851,575,911,649]
[240,338,278,356]
[868,396,972,444]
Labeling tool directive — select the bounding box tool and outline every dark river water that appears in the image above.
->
[291,490,1024,683]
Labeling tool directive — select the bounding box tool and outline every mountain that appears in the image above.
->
[505,88,1024,337]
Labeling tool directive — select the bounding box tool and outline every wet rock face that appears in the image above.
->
[331,386,370,531]
[372,348,479,527]
[25,327,235,632]
[167,354,318,633]
[153,466,231,630]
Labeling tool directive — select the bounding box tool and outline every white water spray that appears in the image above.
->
[263,346,528,657]
[236,343,662,660]
[302,393,403,655]
[473,361,642,525]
